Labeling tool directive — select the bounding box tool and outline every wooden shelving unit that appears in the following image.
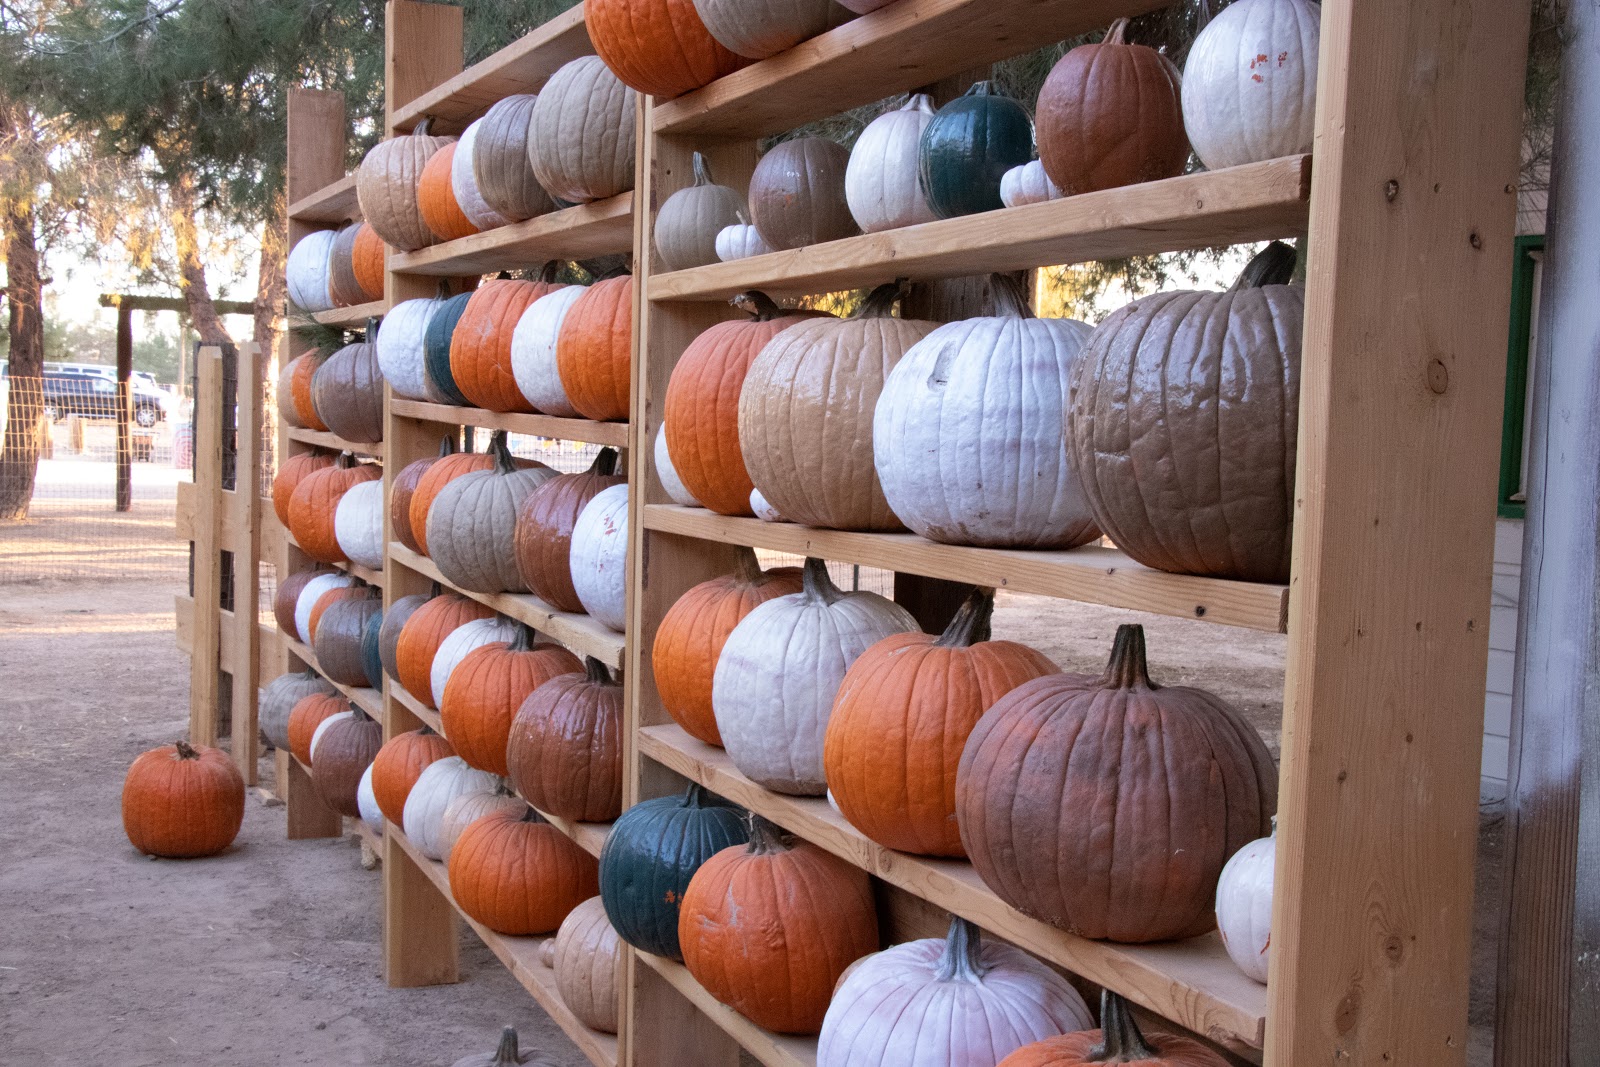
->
[285,426,384,459]
[311,300,387,328]
[389,399,628,449]
[388,193,634,276]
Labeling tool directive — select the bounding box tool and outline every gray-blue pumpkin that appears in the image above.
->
[918,81,1035,219]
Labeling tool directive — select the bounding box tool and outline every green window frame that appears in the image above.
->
[1498,234,1544,520]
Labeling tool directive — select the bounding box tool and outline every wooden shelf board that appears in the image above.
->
[354,815,383,856]
[652,0,1170,139]
[279,631,385,719]
[332,557,385,589]
[643,506,1288,634]
[388,193,633,277]
[634,952,818,1067]
[391,5,593,135]
[651,156,1311,303]
[388,824,620,1067]
[390,684,444,733]
[390,398,629,449]
[310,301,387,329]
[388,542,626,668]
[638,723,1268,1057]
[526,807,610,860]
[286,426,384,460]
[288,175,360,225]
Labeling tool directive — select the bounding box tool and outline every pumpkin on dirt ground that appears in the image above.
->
[121,740,245,858]
[448,806,600,935]
[996,990,1230,1066]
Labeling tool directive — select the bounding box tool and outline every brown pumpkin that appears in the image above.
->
[370,725,456,825]
[512,448,626,613]
[527,57,637,204]
[739,281,937,530]
[547,896,624,1034]
[439,625,583,775]
[378,590,432,683]
[312,707,384,817]
[956,624,1276,943]
[749,137,859,251]
[506,658,624,823]
[394,592,496,708]
[451,272,566,413]
[279,353,326,432]
[328,224,372,308]
[307,582,366,646]
[437,779,525,864]
[427,432,558,594]
[271,451,335,528]
[409,440,500,557]
[287,453,383,564]
[273,567,326,637]
[391,437,458,556]
[312,586,383,687]
[472,94,557,222]
[418,142,481,242]
[678,818,878,1034]
[121,740,245,858]
[287,692,351,767]
[447,806,600,935]
[824,587,1057,858]
[586,0,747,99]
[996,991,1230,1067]
[356,119,452,251]
[311,329,385,444]
[1035,19,1189,197]
[351,222,387,302]
[555,274,633,422]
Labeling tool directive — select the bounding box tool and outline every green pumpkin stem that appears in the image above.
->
[1087,991,1159,1061]
[1103,18,1131,46]
[855,280,909,320]
[1231,241,1298,291]
[962,80,1005,99]
[691,151,716,188]
[584,657,613,685]
[934,917,989,983]
[173,739,200,760]
[731,545,765,584]
[300,667,320,682]
[590,447,620,477]
[488,430,516,474]
[800,557,846,606]
[934,587,996,648]
[509,623,538,653]
[1102,624,1157,691]
[683,782,713,808]
[731,290,784,322]
[988,274,1034,320]
[746,815,792,855]
[489,1026,521,1066]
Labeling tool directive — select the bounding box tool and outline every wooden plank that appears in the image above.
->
[389,542,627,668]
[1268,0,1533,1061]
[277,746,343,840]
[652,156,1312,302]
[311,300,387,329]
[287,174,360,225]
[189,348,225,748]
[333,556,385,589]
[643,505,1288,633]
[286,425,384,459]
[633,953,817,1067]
[387,193,634,276]
[385,0,464,137]
[383,824,460,985]
[229,344,264,784]
[391,398,629,449]
[174,482,256,546]
[625,953,743,1067]
[638,723,1267,1056]
[527,808,610,860]
[391,683,444,734]
[174,596,242,675]
[287,90,347,207]
[280,631,386,719]
[390,4,593,135]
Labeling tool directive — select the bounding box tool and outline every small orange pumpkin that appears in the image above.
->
[996,991,1230,1067]
[450,270,566,413]
[370,725,456,825]
[279,353,327,431]
[287,453,383,563]
[271,450,335,527]
[556,274,633,422]
[121,740,245,858]
[287,692,351,767]
[586,0,747,99]
[448,806,600,935]
[506,658,624,822]
[351,222,387,301]
[417,143,480,242]
[439,625,583,775]
[393,592,497,708]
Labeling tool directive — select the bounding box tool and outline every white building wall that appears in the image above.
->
[1482,519,1522,786]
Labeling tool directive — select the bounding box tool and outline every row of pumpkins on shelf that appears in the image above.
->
[659,243,1301,586]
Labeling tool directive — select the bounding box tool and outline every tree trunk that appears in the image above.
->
[169,171,233,350]
[0,131,46,521]
[252,195,286,359]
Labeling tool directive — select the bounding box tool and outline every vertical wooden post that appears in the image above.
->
[1269,0,1532,1062]
[115,302,133,512]
[189,347,224,747]
[230,343,262,784]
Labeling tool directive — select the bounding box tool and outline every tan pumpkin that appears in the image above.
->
[749,137,859,251]
[278,353,326,432]
[271,451,335,528]
[555,275,633,422]
[356,120,452,251]
[408,437,499,557]
[512,448,626,614]
[310,326,385,444]
[287,453,383,563]
[450,272,566,413]
[426,432,558,594]
[655,153,746,272]
[528,57,637,204]
[544,896,623,1034]
[437,779,525,865]
[586,0,747,100]
[692,0,843,59]
[439,625,583,776]
[418,142,481,242]
[506,658,623,823]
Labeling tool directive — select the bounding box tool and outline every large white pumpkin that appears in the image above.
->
[999,160,1063,208]
[376,296,449,402]
[511,285,588,417]
[818,918,1093,1066]
[712,558,916,795]
[874,275,1099,549]
[1181,0,1320,170]
[845,94,938,233]
[333,479,385,571]
[357,764,385,834]
[401,756,499,860]
[294,573,356,645]
[451,119,512,231]
[286,230,337,313]
[1216,821,1276,983]
[260,669,336,750]
[654,425,701,507]
[715,218,774,263]
[569,483,629,632]
[429,615,520,709]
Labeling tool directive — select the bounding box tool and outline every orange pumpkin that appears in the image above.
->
[824,587,1057,858]
[307,582,366,645]
[996,991,1230,1067]
[391,438,457,556]
[678,818,878,1034]
[370,725,456,825]
[271,450,335,528]
[351,222,387,301]
[512,447,626,613]
[556,274,633,422]
[651,547,802,745]
[394,593,497,708]
[408,433,537,556]
[439,625,583,775]
[287,453,383,563]
[448,806,600,935]
[664,292,823,515]
[281,353,327,431]
[287,692,351,767]
[587,0,747,100]
[506,658,624,822]
[418,143,480,242]
[121,740,245,858]
[450,272,566,413]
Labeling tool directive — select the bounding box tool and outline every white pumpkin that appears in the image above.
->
[715,218,775,263]
[401,756,500,860]
[437,782,524,865]
[692,0,840,59]
[511,285,588,417]
[357,764,385,834]
[333,479,385,571]
[750,488,786,523]
[569,484,629,632]
[846,95,938,233]
[548,896,624,1034]
[527,56,637,204]
[655,153,746,272]
[260,670,336,751]
[1182,0,1320,170]
[655,425,701,507]
[712,557,916,795]
[309,709,355,765]
[294,573,356,644]
[429,615,520,708]
[286,229,337,313]
[874,275,1099,549]
[999,160,1063,208]
[1216,820,1276,984]
[818,918,1093,1066]
[376,296,449,402]
[451,119,512,231]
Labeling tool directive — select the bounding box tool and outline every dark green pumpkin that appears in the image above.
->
[599,785,750,960]
[423,291,473,406]
[378,592,430,682]
[918,81,1035,219]
[361,606,384,691]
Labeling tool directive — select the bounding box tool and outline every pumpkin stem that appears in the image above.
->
[690,151,716,188]
[988,274,1034,320]
[335,450,356,469]
[173,739,200,760]
[855,280,909,320]
[509,623,538,653]
[489,1025,521,1066]
[418,724,436,737]
[416,117,433,137]
[682,782,714,808]
[1087,991,1160,1061]
[731,290,784,322]
[584,657,613,685]
[493,777,516,797]
[364,316,380,344]
[1230,241,1298,291]
[904,92,935,115]
[590,447,620,477]
[487,430,516,474]
[934,587,996,648]
[731,545,765,584]
[934,917,989,983]
[351,706,373,724]
[1103,18,1131,46]
[963,80,1002,99]
[429,580,443,597]
[495,270,513,281]
[300,667,320,682]
[520,805,547,825]
[436,436,458,458]
[745,815,792,855]
[800,557,846,606]
[435,279,451,300]
[538,260,561,285]
[1102,624,1157,691]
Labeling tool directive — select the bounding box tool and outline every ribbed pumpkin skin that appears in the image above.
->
[377,296,447,402]
[272,451,335,527]
[403,756,501,859]
[390,454,438,554]
[351,223,387,301]
[451,278,563,413]
[409,450,495,556]
[311,339,385,444]
[440,639,583,775]
[288,460,383,564]
[749,138,859,251]
[919,82,1036,219]
[510,286,588,417]
[438,784,526,865]
[679,824,878,1034]
[291,573,353,643]
[569,484,631,631]
[527,57,637,203]
[360,607,384,689]
[474,94,556,222]
[507,663,625,822]
[286,229,336,313]
[260,670,335,750]
[312,709,383,817]
[587,0,747,99]
[452,121,514,231]
[448,809,601,935]
[556,276,633,422]
[599,786,750,960]
[692,0,840,59]
[358,766,383,833]
[357,127,452,251]
[394,594,496,708]
[328,225,370,308]
[313,592,383,687]
[956,625,1277,943]
[1001,160,1063,207]
[288,693,350,767]
[307,585,364,646]
[846,95,938,234]
[651,549,802,746]
[418,143,481,242]
[996,997,1230,1067]
[378,594,429,684]
[370,727,456,825]
[335,477,386,572]
[427,453,558,595]
[1036,22,1189,196]
[655,154,746,272]
[825,590,1057,857]
[423,292,475,406]
[121,742,245,858]
[282,354,326,431]
[550,896,624,1033]
[655,425,701,506]
[273,569,322,637]
[512,450,625,613]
